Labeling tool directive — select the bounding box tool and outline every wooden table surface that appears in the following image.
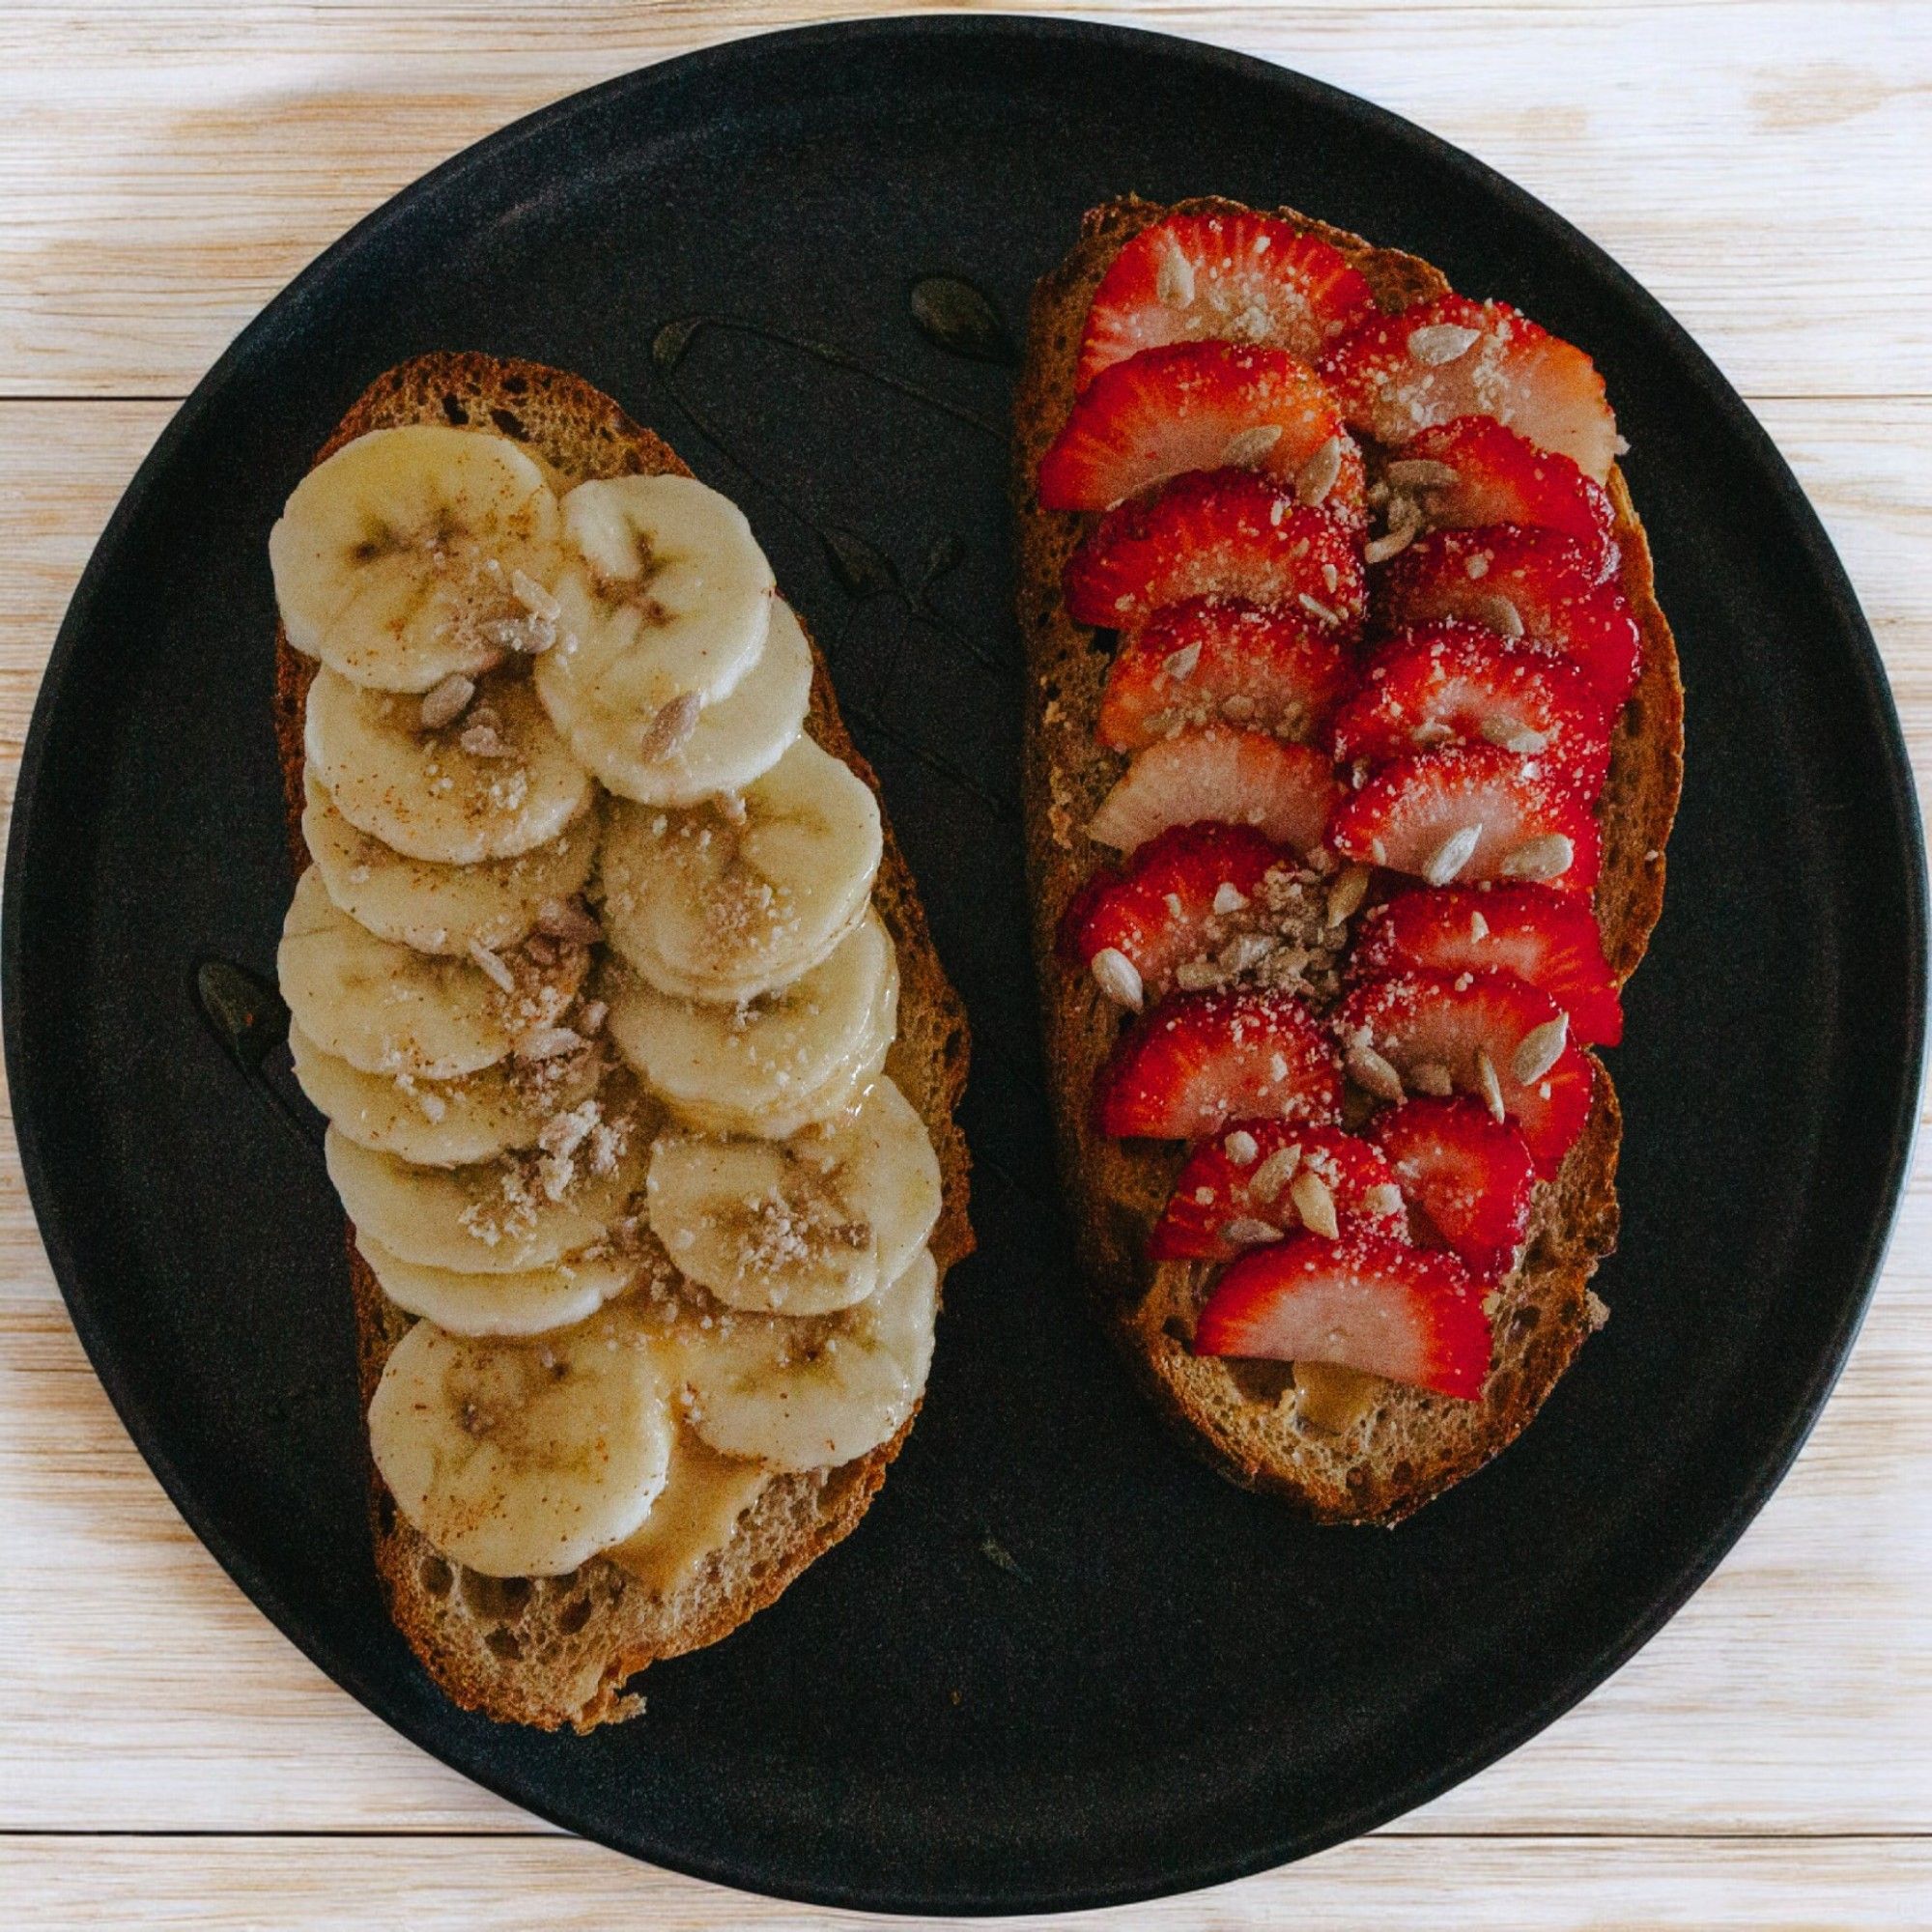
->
[3,2,1929,1925]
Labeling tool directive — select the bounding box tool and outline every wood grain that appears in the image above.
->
[3,1,1930,1922]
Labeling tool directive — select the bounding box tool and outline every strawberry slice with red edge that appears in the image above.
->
[1352,883,1624,1045]
[1334,967,1594,1175]
[1331,624,1614,797]
[1097,598,1355,750]
[1327,745,1602,895]
[1061,821,1285,1002]
[1377,526,1641,706]
[1194,1229,1492,1402]
[1321,293,1618,481]
[1064,469,1367,635]
[1150,1121,1406,1263]
[1387,416,1614,553]
[1075,212,1377,389]
[1097,985,1343,1140]
[1089,726,1342,855]
[1039,342,1367,527]
[1367,1095,1537,1280]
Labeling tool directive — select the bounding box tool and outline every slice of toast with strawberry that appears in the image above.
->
[1012,196,1681,1523]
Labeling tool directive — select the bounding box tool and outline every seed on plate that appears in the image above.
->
[1221,424,1284,468]
[1251,1144,1301,1201]
[419,672,475,731]
[1424,824,1482,887]
[1407,323,1481,365]
[1385,459,1460,490]
[1290,1169,1339,1239]
[1475,1046,1507,1122]
[1090,946,1144,1011]
[1349,1044,1406,1103]
[639,691,701,762]
[1325,866,1371,925]
[1474,593,1525,639]
[1500,834,1576,881]
[467,938,516,994]
[1295,436,1344,508]
[1408,1060,1454,1097]
[1512,1015,1570,1086]
[1222,1216,1285,1248]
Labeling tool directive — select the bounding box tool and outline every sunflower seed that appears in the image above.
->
[1407,323,1481,364]
[1408,1060,1455,1097]
[639,690,701,762]
[1349,1044,1406,1103]
[1295,436,1344,507]
[419,672,475,731]
[1223,1216,1286,1247]
[1156,237,1197,307]
[1221,424,1284,468]
[510,569,561,622]
[1290,1169,1339,1238]
[1251,1145,1301,1201]
[1424,824,1482,886]
[1482,719,1550,754]
[516,1024,585,1064]
[1475,1045,1507,1122]
[1090,946,1144,1011]
[1474,593,1525,639]
[1162,640,1202,682]
[467,939,516,994]
[1512,1014,1570,1086]
[1385,459,1460,489]
[1175,956,1223,992]
[1325,865,1371,925]
[1500,833,1575,881]
[536,896,604,945]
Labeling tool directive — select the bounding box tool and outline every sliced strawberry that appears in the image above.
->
[1386,416,1613,552]
[1321,293,1618,481]
[1367,1095,1537,1279]
[1097,599,1356,750]
[1062,821,1285,1001]
[1064,469,1367,636]
[1150,1120,1406,1263]
[1327,745,1602,895]
[1376,526,1641,705]
[1352,884,1624,1045]
[1089,726,1342,855]
[1039,342,1367,526]
[1097,986,1343,1140]
[1076,212,1377,389]
[1194,1230,1492,1401]
[1334,967,1594,1175]
[1330,624,1613,797]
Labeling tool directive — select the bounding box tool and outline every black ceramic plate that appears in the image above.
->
[6,15,1922,1916]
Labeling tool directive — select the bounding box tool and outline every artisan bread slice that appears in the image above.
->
[1012,197,1681,1524]
[273,353,972,1727]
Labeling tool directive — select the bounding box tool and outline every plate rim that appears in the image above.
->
[5,13,1926,1914]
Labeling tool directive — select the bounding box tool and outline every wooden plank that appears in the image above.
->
[5,1833,1931,1929]
[0,3,1928,398]
[1,394,1929,1836]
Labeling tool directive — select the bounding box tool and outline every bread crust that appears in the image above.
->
[1011,197,1682,1525]
[273,353,972,1726]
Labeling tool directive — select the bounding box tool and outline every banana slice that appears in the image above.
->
[305,668,592,865]
[355,1234,635,1337]
[325,1091,649,1274]
[535,477,776,779]
[289,1020,601,1166]
[368,1311,672,1577]
[280,867,512,1079]
[644,1076,940,1315]
[599,735,881,1004]
[556,597,812,807]
[270,426,563,693]
[671,1247,938,1472]
[600,1428,771,1595]
[607,909,897,1138]
[302,771,597,956]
